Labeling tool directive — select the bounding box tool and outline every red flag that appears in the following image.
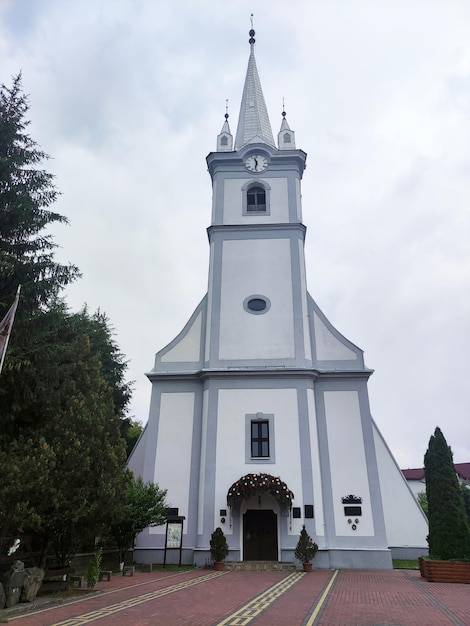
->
[0,286,21,374]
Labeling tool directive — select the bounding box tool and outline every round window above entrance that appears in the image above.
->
[244,295,271,315]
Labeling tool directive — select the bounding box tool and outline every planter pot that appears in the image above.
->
[419,557,470,583]
[213,562,224,571]
[302,563,313,573]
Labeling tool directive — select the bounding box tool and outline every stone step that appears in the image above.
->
[222,561,296,572]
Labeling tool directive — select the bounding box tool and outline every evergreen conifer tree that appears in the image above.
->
[424,427,470,560]
[0,73,79,312]
[0,74,80,435]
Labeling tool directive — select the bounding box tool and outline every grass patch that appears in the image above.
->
[393,559,419,569]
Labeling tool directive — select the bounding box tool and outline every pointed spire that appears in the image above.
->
[278,104,296,150]
[217,100,233,151]
[234,25,275,151]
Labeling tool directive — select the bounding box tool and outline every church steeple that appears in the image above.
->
[234,28,275,151]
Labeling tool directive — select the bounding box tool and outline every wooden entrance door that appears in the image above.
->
[243,509,278,561]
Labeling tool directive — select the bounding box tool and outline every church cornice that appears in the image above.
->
[146,367,374,383]
[207,222,306,240]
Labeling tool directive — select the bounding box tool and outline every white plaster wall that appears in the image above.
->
[406,479,426,498]
[126,427,146,476]
[307,388,324,536]
[314,312,357,361]
[214,388,303,535]
[298,239,312,362]
[150,392,194,534]
[219,239,295,360]
[324,390,375,536]
[161,311,202,362]
[373,423,428,547]
[223,178,289,224]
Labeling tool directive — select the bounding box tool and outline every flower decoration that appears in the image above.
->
[227,473,294,508]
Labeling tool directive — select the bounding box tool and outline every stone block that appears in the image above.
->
[21,567,45,602]
[99,570,112,581]
[3,560,26,608]
[69,575,85,588]
[122,566,135,576]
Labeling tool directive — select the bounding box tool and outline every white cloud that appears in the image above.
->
[1,0,469,468]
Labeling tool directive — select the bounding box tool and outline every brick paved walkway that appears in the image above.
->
[4,567,470,625]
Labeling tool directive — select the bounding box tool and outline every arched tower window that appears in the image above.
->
[221,135,228,146]
[246,186,266,212]
[241,179,271,216]
[283,132,291,143]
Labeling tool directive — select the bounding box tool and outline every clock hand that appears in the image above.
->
[254,157,258,170]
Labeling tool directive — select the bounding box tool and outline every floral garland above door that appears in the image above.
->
[227,472,294,509]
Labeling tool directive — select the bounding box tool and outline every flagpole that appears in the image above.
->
[0,285,21,376]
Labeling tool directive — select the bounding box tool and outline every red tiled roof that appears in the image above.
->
[402,468,425,480]
[455,463,470,480]
[402,463,470,481]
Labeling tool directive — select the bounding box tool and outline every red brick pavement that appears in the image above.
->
[4,567,470,626]
[314,569,470,626]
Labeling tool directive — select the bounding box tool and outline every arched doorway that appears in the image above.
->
[243,509,278,561]
[226,472,294,562]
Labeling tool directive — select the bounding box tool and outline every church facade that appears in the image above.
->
[128,31,428,569]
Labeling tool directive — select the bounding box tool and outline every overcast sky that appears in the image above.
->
[1,0,469,469]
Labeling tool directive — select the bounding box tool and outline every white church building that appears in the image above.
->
[128,29,428,569]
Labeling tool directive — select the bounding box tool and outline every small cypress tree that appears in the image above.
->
[294,525,318,564]
[210,527,229,563]
[424,427,470,560]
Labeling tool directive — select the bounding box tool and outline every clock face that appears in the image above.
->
[245,154,268,172]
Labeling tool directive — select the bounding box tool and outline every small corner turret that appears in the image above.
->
[216,101,233,152]
[278,109,296,150]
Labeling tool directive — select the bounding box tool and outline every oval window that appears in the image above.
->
[244,295,271,315]
[247,298,267,311]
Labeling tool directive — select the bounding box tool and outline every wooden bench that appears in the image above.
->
[39,567,73,594]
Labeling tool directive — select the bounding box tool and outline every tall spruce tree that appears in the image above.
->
[424,427,470,560]
[0,73,79,311]
[0,74,81,436]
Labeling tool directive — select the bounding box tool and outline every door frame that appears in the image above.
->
[240,493,280,561]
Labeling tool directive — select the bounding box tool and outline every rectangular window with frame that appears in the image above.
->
[245,413,275,464]
[251,420,269,457]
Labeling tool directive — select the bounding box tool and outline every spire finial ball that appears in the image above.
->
[249,28,255,45]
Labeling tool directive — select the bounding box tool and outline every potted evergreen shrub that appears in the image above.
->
[210,527,229,570]
[295,525,318,572]
[419,427,470,583]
